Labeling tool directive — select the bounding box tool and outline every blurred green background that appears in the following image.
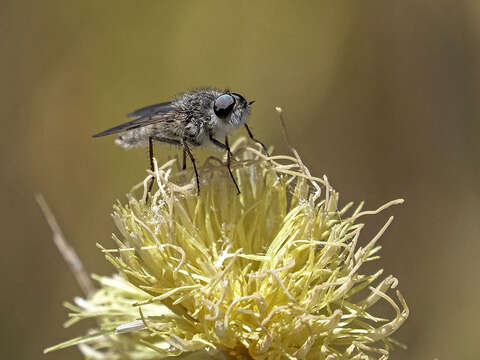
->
[2,1,479,359]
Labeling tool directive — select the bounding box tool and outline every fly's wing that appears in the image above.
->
[126,101,174,119]
[92,101,175,137]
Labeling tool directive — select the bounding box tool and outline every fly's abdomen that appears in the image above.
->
[114,127,152,149]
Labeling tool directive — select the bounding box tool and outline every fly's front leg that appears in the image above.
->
[244,124,269,156]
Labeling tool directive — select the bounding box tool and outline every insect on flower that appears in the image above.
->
[93,88,268,196]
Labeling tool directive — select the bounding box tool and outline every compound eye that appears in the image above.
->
[214,94,236,118]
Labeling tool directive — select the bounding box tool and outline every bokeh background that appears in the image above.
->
[2,1,479,359]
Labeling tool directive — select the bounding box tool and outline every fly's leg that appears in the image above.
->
[244,124,269,156]
[146,136,183,201]
[146,137,155,202]
[182,147,187,170]
[209,135,240,195]
[225,136,240,195]
[183,141,200,195]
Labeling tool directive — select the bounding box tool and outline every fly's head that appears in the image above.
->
[213,91,254,130]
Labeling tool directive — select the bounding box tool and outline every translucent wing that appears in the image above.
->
[126,101,174,119]
[92,101,175,137]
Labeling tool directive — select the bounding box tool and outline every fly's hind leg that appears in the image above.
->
[146,136,182,202]
[146,137,155,202]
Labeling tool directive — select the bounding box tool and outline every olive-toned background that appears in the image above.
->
[2,1,479,359]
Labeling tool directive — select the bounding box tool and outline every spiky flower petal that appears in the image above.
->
[47,138,408,360]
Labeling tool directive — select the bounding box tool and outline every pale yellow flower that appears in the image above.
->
[46,137,408,360]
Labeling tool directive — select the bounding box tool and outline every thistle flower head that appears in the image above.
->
[47,138,408,360]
